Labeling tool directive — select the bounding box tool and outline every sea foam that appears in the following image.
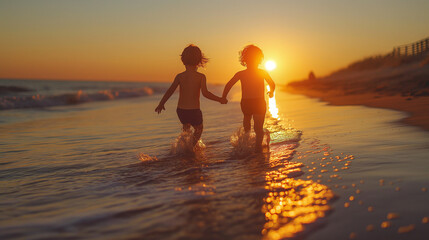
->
[230,115,302,157]
[230,127,271,157]
[138,153,158,162]
[170,130,206,155]
[0,87,160,110]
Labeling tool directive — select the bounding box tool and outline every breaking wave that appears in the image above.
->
[0,87,162,110]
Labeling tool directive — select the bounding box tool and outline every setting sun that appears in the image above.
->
[265,60,277,71]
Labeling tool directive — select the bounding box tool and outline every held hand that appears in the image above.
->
[220,97,228,104]
[268,91,274,98]
[155,104,165,114]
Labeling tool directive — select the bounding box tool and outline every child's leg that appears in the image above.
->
[192,124,203,145]
[253,114,265,151]
[243,114,252,132]
[182,123,191,132]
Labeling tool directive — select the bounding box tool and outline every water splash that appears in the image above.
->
[138,153,158,162]
[170,130,206,155]
[230,127,271,157]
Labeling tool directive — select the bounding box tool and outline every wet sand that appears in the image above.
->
[275,92,429,240]
[285,86,429,131]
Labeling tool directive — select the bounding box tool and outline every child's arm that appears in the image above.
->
[155,75,180,114]
[264,70,276,98]
[222,73,240,99]
[201,75,226,104]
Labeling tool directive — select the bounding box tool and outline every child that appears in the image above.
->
[155,44,226,146]
[221,45,275,152]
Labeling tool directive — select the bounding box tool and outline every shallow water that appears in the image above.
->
[1,80,429,239]
[276,92,429,240]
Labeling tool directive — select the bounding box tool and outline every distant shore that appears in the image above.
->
[285,86,429,131]
[285,51,429,131]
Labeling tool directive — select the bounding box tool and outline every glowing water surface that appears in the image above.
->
[2,81,428,239]
[273,91,429,240]
[261,90,336,239]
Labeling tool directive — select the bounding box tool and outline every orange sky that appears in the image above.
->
[1,1,429,84]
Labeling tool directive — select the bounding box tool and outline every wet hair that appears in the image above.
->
[239,44,264,67]
[181,44,208,67]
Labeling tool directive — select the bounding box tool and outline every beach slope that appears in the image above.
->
[286,53,429,131]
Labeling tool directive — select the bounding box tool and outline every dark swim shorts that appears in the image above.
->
[240,98,266,115]
[176,108,203,126]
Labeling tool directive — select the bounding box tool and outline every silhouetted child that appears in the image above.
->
[222,45,275,152]
[155,44,226,146]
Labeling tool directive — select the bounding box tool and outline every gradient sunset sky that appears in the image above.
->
[1,0,428,84]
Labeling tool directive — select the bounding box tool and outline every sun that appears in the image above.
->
[265,60,277,71]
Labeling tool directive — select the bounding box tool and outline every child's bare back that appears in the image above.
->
[234,68,271,99]
[155,44,226,146]
[221,45,275,152]
[176,71,204,109]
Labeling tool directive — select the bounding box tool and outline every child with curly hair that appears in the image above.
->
[221,45,275,152]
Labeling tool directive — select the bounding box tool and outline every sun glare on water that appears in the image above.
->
[267,85,278,119]
[265,60,277,71]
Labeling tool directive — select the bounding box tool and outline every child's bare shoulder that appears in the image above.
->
[176,71,186,78]
[235,70,246,78]
[176,71,205,84]
[259,68,269,74]
[196,71,205,77]
[174,71,189,82]
[195,72,206,82]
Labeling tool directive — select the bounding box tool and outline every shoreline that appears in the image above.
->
[284,86,429,131]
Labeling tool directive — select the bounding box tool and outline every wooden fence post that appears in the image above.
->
[392,37,429,57]
[425,38,429,51]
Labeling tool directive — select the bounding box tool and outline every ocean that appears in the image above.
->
[1,79,428,240]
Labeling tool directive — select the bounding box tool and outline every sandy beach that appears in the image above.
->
[285,87,429,131]
[286,52,429,131]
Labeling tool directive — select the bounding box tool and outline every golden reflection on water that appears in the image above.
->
[267,85,279,119]
[262,88,335,239]
[262,166,335,239]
